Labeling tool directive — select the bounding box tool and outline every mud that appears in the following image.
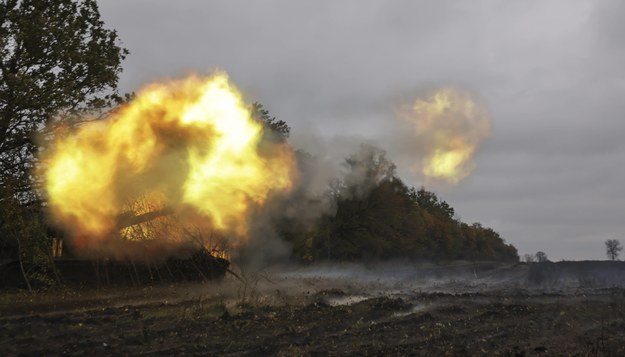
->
[1,261,625,355]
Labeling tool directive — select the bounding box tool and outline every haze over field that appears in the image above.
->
[99,0,625,260]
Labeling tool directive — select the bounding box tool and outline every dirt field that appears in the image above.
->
[1,262,625,355]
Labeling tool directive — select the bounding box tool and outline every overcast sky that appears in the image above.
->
[99,0,625,260]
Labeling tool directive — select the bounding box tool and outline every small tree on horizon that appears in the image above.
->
[535,251,548,262]
[605,239,623,261]
[522,253,535,263]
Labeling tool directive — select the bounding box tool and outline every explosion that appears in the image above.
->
[400,88,491,184]
[39,72,296,251]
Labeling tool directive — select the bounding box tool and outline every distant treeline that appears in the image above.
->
[275,148,519,263]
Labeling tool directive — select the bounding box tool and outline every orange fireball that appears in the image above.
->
[39,72,296,248]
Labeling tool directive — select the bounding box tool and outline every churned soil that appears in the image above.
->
[1,284,625,356]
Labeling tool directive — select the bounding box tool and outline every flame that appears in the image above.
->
[401,88,491,184]
[39,72,296,250]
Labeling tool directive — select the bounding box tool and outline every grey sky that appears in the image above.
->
[98,0,625,260]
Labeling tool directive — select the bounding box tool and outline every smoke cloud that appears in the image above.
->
[396,87,492,185]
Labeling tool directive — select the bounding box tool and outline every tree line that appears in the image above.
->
[275,146,519,263]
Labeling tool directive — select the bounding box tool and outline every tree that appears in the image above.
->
[251,102,290,142]
[279,146,519,263]
[0,0,127,287]
[522,253,535,263]
[535,251,548,262]
[0,0,128,199]
[342,144,396,197]
[413,186,454,219]
[605,239,623,261]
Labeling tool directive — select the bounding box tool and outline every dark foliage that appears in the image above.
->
[0,0,128,198]
[251,102,290,142]
[279,148,519,262]
[1,246,229,289]
[0,0,127,289]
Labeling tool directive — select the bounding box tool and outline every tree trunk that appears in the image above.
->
[16,240,32,292]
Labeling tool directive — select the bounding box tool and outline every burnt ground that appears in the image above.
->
[1,262,625,355]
